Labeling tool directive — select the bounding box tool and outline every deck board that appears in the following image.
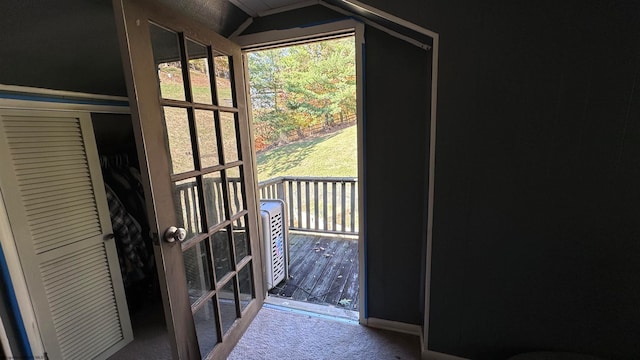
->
[268,233,359,310]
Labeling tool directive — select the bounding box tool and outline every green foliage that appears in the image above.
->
[248,37,356,145]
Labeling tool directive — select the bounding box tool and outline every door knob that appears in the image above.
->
[164,226,187,243]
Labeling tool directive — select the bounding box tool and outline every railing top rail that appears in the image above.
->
[258,176,357,188]
[282,176,357,182]
[257,176,286,188]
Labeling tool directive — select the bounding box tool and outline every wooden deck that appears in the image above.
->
[268,233,359,311]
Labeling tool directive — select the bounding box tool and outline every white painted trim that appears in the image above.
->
[0,188,46,358]
[238,19,366,324]
[423,350,470,360]
[233,18,358,50]
[319,1,430,50]
[0,313,12,358]
[423,33,439,355]
[0,99,130,114]
[229,0,258,17]
[0,84,129,102]
[241,52,270,301]
[234,5,442,357]
[230,17,254,39]
[339,0,438,38]
[265,296,358,321]
[256,0,320,18]
[364,317,422,336]
[312,2,442,355]
[0,85,130,114]
[354,21,366,325]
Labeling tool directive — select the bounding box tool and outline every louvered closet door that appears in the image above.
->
[0,109,133,360]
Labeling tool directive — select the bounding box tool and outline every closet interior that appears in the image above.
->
[90,113,170,358]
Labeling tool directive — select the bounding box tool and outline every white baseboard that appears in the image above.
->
[362,318,468,360]
[363,317,422,336]
[422,350,470,360]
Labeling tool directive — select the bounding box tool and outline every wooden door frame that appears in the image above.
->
[113,0,265,358]
[232,18,367,323]
[311,2,442,357]
[233,6,443,358]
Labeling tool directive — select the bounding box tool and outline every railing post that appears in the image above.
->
[276,180,285,201]
[258,176,358,235]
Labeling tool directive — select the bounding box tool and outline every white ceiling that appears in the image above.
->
[229,0,315,17]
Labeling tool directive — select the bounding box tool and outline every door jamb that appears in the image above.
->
[233,18,367,324]
[233,3,441,355]
[323,1,441,356]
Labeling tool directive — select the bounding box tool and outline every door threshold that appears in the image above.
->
[264,296,359,323]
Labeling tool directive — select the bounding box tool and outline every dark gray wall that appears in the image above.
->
[363,27,430,324]
[359,0,640,358]
[0,0,247,96]
[7,0,640,357]
[0,0,126,96]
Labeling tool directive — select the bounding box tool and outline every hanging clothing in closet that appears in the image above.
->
[101,154,154,289]
[105,184,148,287]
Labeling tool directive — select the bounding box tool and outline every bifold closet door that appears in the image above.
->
[0,109,132,360]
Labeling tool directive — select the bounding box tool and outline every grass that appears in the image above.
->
[159,66,238,173]
[256,125,357,181]
[157,65,358,182]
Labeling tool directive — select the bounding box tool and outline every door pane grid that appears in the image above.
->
[220,112,241,163]
[193,298,220,356]
[150,23,186,101]
[183,238,214,305]
[213,54,236,108]
[178,32,194,104]
[207,46,219,107]
[160,99,240,113]
[194,176,208,234]
[217,276,240,336]
[164,29,249,352]
[163,106,197,175]
[232,275,243,315]
[213,110,225,166]
[190,288,216,313]
[186,39,214,105]
[211,294,225,344]
[211,227,234,282]
[181,210,250,252]
[151,20,253,356]
[188,108,203,172]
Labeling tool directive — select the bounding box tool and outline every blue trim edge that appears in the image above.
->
[0,243,33,358]
[361,41,368,320]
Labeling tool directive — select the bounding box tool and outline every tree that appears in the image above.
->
[247,37,356,146]
[283,38,356,129]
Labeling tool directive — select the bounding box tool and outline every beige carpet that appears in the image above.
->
[229,305,421,360]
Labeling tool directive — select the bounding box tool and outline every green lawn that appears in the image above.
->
[256,125,357,181]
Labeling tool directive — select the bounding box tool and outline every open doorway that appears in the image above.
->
[92,113,171,359]
[246,35,360,319]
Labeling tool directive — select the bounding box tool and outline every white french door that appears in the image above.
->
[113,0,265,358]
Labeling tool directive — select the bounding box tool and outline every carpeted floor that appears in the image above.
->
[110,303,421,359]
[228,305,421,360]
